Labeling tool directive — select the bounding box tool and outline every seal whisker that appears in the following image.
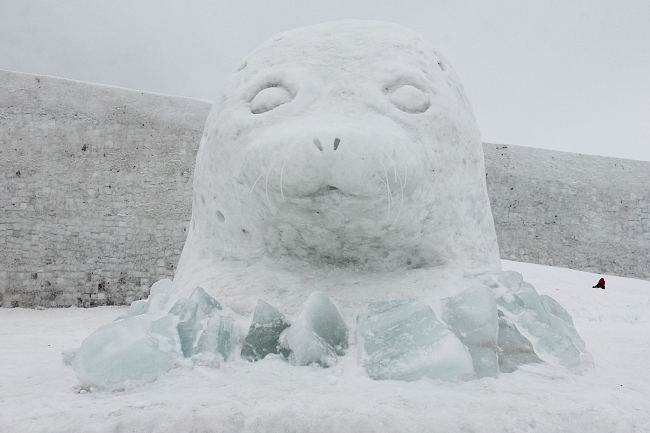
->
[379,162,393,223]
[392,165,404,226]
[250,172,266,199]
[377,174,391,222]
[279,160,287,201]
[265,162,275,209]
[380,161,394,208]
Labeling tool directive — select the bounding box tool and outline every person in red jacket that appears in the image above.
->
[593,278,606,290]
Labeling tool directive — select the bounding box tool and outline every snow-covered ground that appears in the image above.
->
[1,260,648,433]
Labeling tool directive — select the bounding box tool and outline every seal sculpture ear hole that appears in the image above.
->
[216,210,225,223]
[333,138,341,151]
[437,61,446,71]
[250,85,294,114]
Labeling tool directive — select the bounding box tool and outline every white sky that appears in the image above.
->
[1,0,649,161]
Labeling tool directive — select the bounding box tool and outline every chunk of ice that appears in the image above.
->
[541,295,574,326]
[281,292,348,367]
[497,310,541,373]
[146,278,173,315]
[515,281,549,323]
[176,287,222,357]
[119,299,148,319]
[357,299,473,381]
[196,316,234,361]
[475,270,523,291]
[241,299,291,361]
[497,281,592,371]
[117,279,173,319]
[442,286,498,378]
[72,315,179,389]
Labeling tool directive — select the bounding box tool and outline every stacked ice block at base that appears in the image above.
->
[70,271,592,389]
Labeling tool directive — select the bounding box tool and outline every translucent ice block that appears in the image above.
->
[241,299,290,361]
[497,282,592,371]
[540,295,574,326]
[442,286,499,378]
[281,292,348,367]
[117,278,173,319]
[176,287,222,357]
[196,316,234,361]
[72,315,179,389]
[496,310,541,373]
[357,299,473,381]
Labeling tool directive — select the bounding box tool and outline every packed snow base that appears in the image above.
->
[71,270,591,389]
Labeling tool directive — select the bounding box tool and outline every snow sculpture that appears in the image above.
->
[171,19,501,309]
[70,21,591,389]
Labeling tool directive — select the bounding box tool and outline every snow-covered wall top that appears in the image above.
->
[1,69,648,307]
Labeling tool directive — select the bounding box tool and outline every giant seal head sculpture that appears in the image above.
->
[172,20,501,311]
[72,21,592,389]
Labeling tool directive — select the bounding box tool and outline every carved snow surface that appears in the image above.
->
[441,286,499,378]
[241,299,291,361]
[280,292,348,367]
[357,299,473,381]
[71,314,179,389]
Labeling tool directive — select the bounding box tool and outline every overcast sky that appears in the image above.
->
[1,0,649,161]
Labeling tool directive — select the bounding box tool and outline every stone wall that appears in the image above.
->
[1,70,648,307]
[484,144,649,280]
[0,70,211,307]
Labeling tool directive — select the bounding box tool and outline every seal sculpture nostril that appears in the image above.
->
[313,139,323,151]
[334,138,341,151]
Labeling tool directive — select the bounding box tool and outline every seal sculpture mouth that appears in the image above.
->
[307,185,341,197]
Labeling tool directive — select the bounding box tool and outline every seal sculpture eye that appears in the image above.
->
[388,84,430,113]
[250,85,294,114]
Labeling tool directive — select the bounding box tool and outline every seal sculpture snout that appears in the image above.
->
[243,116,423,205]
